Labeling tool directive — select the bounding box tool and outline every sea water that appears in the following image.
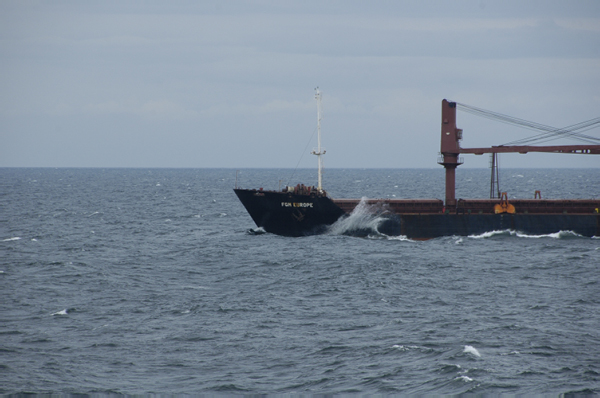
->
[1,168,599,394]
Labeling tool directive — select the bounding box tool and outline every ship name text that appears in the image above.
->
[281,202,313,208]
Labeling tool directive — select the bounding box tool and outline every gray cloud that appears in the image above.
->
[1,0,599,168]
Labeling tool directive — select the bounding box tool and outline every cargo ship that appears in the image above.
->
[234,90,600,239]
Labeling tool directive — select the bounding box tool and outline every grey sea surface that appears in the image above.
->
[1,167,599,395]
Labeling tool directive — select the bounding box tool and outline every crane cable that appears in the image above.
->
[454,102,600,145]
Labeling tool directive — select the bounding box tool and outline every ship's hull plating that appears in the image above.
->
[235,189,600,239]
[234,189,346,237]
[397,213,599,239]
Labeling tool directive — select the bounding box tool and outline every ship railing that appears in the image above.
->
[437,155,464,165]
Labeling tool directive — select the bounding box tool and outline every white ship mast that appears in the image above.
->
[311,87,326,192]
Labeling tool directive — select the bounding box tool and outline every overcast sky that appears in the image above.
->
[1,0,599,169]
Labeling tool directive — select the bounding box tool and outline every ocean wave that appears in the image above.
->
[328,198,402,238]
[2,237,21,242]
[463,345,481,357]
[392,344,421,351]
[515,230,583,239]
[468,230,511,239]
[468,230,584,239]
[456,375,474,382]
[384,234,413,242]
[246,227,267,235]
[328,198,385,236]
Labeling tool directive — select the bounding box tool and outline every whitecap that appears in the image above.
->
[392,345,420,351]
[501,350,520,356]
[515,230,582,239]
[456,375,473,382]
[2,237,21,242]
[52,309,69,316]
[387,235,413,241]
[463,345,481,357]
[247,227,267,235]
[469,229,584,240]
[468,230,510,239]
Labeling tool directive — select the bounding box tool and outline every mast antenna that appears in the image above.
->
[311,87,326,192]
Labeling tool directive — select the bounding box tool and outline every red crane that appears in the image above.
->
[439,99,600,207]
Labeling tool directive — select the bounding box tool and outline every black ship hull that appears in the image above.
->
[234,188,346,237]
[234,188,600,239]
[395,213,599,239]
